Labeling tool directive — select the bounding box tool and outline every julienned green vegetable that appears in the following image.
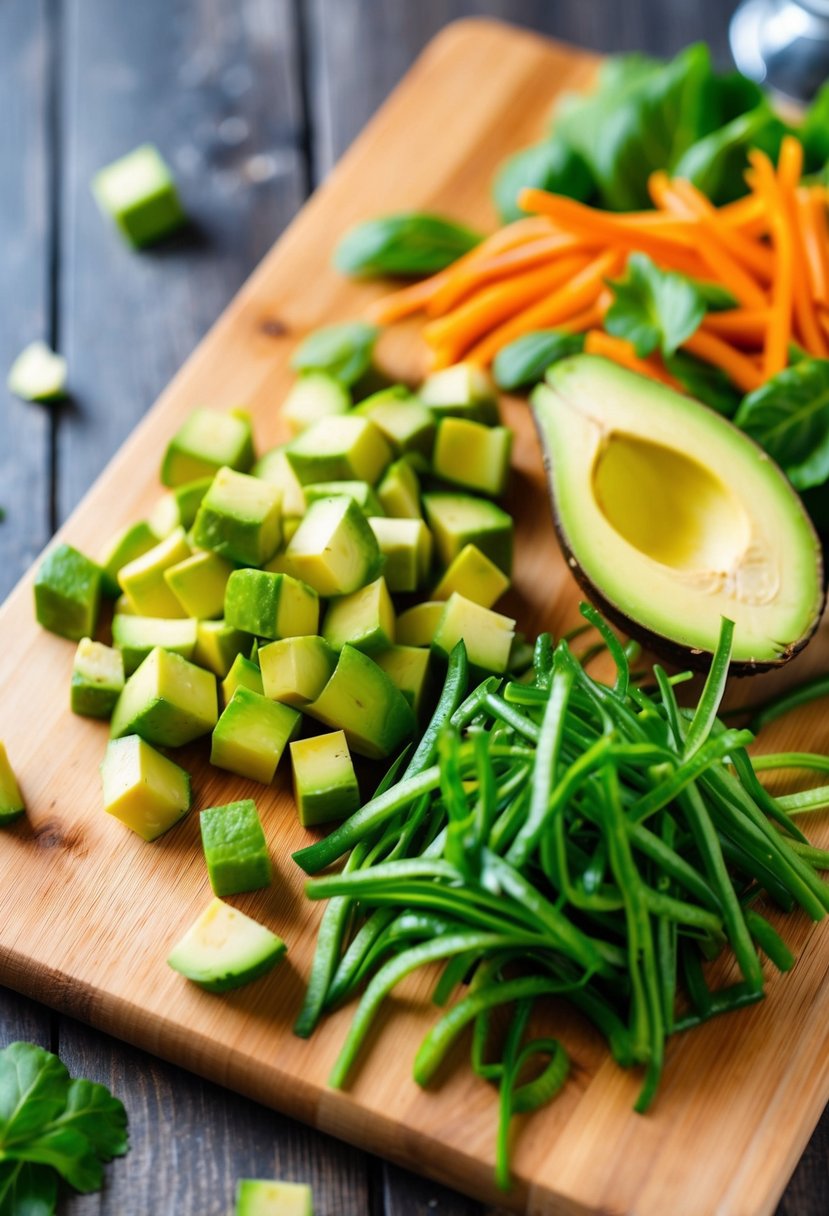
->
[294,613,829,1187]
[335,213,483,277]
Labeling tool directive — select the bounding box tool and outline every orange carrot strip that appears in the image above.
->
[717,193,767,234]
[700,308,772,348]
[778,135,804,193]
[749,150,793,377]
[669,178,773,282]
[799,186,829,308]
[425,234,591,316]
[559,301,605,334]
[583,331,680,387]
[682,329,765,393]
[367,275,451,325]
[777,145,828,357]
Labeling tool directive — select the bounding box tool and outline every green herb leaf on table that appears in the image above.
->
[605,253,705,358]
[492,330,585,391]
[0,1160,58,1216]
[291,322,378,387]
[334,213,483,278]
[735,359,829,491]
[492,136,594,224]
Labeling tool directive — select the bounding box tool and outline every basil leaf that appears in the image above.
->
[9,1127,101,1193]
[673,105,790,206]
[735,358,829,490]
[605,253,705,358]
[688,279,738,312]
[663,350,742,417]
[492,136,593,224]
[334,213,482,278]
[291,322,378,387]
[0,1044,69,1146]
[800,81,829,168]
[493,331,585,391]
[51,1080,128,1162]
[0,1160,57,1216]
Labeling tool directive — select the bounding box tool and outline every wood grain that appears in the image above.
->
[1,18,829,1216]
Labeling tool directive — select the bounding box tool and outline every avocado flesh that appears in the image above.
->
[533,356,824,671]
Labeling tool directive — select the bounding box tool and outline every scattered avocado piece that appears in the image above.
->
[422,492,513,575]
[235,1178,314,1216]
[149,477,212,538]
[375,644,432,717]
[282,372,351,434]
[118,527,190,618]
[286,496,382,596]
[222,653,264,703]
[322,577,395,655]
[200,799,272,896]
[100,734,190,841]
[193,619,249,678]
[193,467,282,567]
[355,387,436,461]
[377,459,421,519]
[34,542,103,641]
[167,897,286,993]
[432,418,512,496]
[432,593,516,675]
[286,415,391,486]
[396,601,444,647]
[259,635,337,707]
[367,517,432,592]
[91,144,186,248]
[303,480,384,517]
[225,568,319,640]
[534,354,825,671]
[290,730,360,827]
[99,520,158,598]
[305,644,416,759]
[164,550,234,620]
[252,448,307,518]
[7,340,67,403]
[418,363,500,425]
[110,646,218,746]
[112,614,198,674]
[161,408,254,487]
[432,543,510,608]
[211,687,301,784]
[71,638,125,718]
[0,742,25,825]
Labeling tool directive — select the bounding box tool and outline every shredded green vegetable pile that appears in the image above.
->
[293,605,829,1189]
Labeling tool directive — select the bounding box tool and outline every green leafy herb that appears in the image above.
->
[334,213,483,278]
[734,358,829,490]
[688,279,738,312]
[492,136,594,224]
[492,330,585,391]
[291,322,379,387]
[605,253,705,358]
[0,1042,127,1214]
[673,105,790,207]
[800,81,829,168]
[663,350,742,417]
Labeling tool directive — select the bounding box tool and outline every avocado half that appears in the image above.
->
[532,355,825,673]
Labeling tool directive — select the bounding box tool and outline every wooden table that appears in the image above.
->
[0,2,825,1212]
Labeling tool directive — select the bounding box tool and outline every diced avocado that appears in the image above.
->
[193,619,249,678]
[355,386,435,461]
[285,416,391,486]
[235,1179,314,1216]
[200,799,272,896]
[71,638,125,718]
[282,517,301,545]
[432,543,510,608]
[290,730,360,827]
[375,645,432,717]
[367,517,432,593]
[91,143,185,248]
[432,593,515,675]
[396,601,444,647]
[303,480,384,517]
[225,569,319,640]
[211,687,301,783]
[433,418,512,497]
[34,542,103,641]
[0,742,25,825]
[222,653,264,703]
[377,459,421,519]
[259,635,336,707]
[193,467,282,567]
[7,341,67,403]
[100,734,190,841]
[322,577,395,655]
[110,646,218,746]
[422,492,513,574]
[305,645,415,759]
[164,551,234,620]
[114,593,135,616]
[167,897,286,993]
[112,614,198,675]
[418,363,500,425]
[149,477,212,538]
[282,372,351,434]
[252,448,306,517]
[99,521,157,598]
[161,408,254,487]
[285,497,382,596]
[118,527,190,618]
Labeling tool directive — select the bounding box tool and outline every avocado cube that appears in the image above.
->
[222,653,264,703]
[433,418,512,497]
[34,543,103,641]
[0,743,25,825]
[7,340,67,403]
[377,459,421,519]
[396,601,444,647]
[303,480,384,517]
[164,551,234,620]
[110,647,218,746]
[118,527,190,618]
[419,363,500,425]
[91,144,185,248]
[211,687,301,784]
[432,543,510,608]
[71,638,125,718]
[259,635,336,707]
[355,387,436,461]
[422,492,513,575]
[99,520,158,598]
[432,593,515,675]
[167,898,286,993]
[285,415,391,486]
[282,371,351,434]
[193,467,282,567]
[252,447,307,517]
[149,477,212,538]
[305,645,416,759]
[200,799,272,896]
[322,576,395,655]
[235,1179,314,1216]
[290,730,360,827]
[100,734,190,841]
[375,645,433,717]
[225,569,319,640]
[112,614,198,674]
[193,619,249,678]
[368,517,432,593]
[161,408,254,487]
[286,496,382,596]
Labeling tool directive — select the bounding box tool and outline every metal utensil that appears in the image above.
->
[730,0,829,100]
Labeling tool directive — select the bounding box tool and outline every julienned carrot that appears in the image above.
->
[749,149,794,377]
[652,173,773,284]
[682,329,765,393]
[583,331,679,387]
[716,193,769,237]
[776,138,827,358]
[801,187,829,306]
[778,135,804,193]
[701,308,772,349]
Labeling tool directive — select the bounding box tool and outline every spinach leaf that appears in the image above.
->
[673,105,790,206]
[664,350,742,417]
[493,136,593,223]
[334,213,482,278]
[688,279,738,312]
[0,1161,57,1216]
[800,82,829,167]
[493,330,585,391]
[735,359,829,490]
[291,322,379,387]
[605,254,705,358]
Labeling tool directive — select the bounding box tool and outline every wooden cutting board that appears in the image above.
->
[2,19,829,1215]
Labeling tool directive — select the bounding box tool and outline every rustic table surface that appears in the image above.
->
[0,2,826,1213]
